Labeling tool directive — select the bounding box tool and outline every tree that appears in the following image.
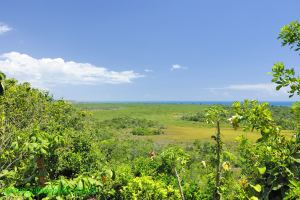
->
[231,100,278,141]
[271,20,300,97]
[231,20,300,199]
[159,147,189,200]
[205,106,227,200]
[0,76,99,190]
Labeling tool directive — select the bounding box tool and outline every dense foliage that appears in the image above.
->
[99,116,165,135]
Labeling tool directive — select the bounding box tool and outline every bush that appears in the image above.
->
[100,116,165,135]
[121,176,180,200]
[181,112,206,122]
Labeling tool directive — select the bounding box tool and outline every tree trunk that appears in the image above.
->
[36,155,46,186]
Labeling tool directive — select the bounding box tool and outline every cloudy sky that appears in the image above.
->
[0,0,299,101]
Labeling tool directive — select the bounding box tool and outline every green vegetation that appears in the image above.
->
[99,116,165,136]
[1,20,300,199]
[271,20,300,98]
[181,111,206,123]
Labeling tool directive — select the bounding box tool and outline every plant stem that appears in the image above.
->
[174,167,185,200]
[214,121,221,200]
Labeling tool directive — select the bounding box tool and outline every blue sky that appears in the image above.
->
[0,0,299,101]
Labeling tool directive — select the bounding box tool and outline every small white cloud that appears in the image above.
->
[0,52,143,89]
[144,69,153,73]
[0,23,12,34]
[171,64,186,71]
[171,64,182,70]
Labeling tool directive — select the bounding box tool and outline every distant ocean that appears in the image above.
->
[87,101,296,107]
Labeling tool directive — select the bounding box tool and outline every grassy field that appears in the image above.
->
[76,103,290,145]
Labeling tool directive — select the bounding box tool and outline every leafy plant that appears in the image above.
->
[270,20,300,97]
[121,176,180,200]
[205,106,228,200]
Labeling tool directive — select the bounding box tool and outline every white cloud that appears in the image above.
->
[0,52,143,88]
[0,23,12,34]
[144,69,153,73]
[171,64,187,71]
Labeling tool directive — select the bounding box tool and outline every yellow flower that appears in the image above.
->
[239,177,248,187]
[222,161,231,171]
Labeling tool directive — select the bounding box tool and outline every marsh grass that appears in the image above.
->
[76,103,293,145]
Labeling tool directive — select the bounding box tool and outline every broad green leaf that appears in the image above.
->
[250,184,262,192]
[258,166,266,175]
[40,148,47,155]
[77,180,83,190]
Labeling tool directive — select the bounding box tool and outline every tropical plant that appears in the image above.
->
[205,106,228,200]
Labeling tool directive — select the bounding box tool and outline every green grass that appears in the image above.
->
[138,126,260,145]
[76,103,210,126]
[76,103,292,145]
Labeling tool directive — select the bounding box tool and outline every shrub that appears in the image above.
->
[121,176,180,200]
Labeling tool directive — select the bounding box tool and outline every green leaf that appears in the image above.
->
[291,157,300,163]
[258,166,266,175]
[11,141,19,150]
[289,180,299,187]
[250,184,262,192]
[77,180,83,190]
[40,148,47,155]
[23,191,33,198]
[250,197,259,200]
[276,85,282,90]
